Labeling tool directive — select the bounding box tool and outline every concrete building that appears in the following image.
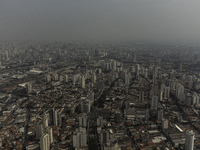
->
[46,75,51,83]
[185,130,195,150]
[73,131,87,148]
[53,108,57,126]
[92,73,96,83]
[151,95,158,109]
[79,115,87,128]
[40,134,50,150]
[139,91,144,104]
[81,76,85,88]
[36,124,43,140]
[42,113,48,128]
[26,82,32,94]
[97,116,104,127]
[162,119,168,129]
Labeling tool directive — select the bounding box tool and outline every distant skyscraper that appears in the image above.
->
[79,115,87,128]
[88,91,94,101]
[36,123,43,140]
[151,95,158,109]
[100,131,109,145]
[145,108,149,121]
[164,86,170,99]
[54,73,58,81]
[53,108,57,126]
[185,130,195,150]
[47,127,53,144]
[81,76,85,88]
[65,75,69,82]
[159,91,163,102]
[125,72,130,86]
[40,134,50,150]
[111,60,116,71]
[162,119,168,129]
[91,73,96,83]
[43,113,48,128]
[81,100,91,113]
[73,130,87,148]
[157,110,163,121]
[139,91,144,104]
[97,116,104,127]
[46,75,51,83]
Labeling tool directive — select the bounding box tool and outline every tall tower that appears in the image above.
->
[46,75,51,83]
[43,113,48,128]
[139,91,144,104]
[40,134,50,150]
[47,127,53,144]
[36,124,43,140]
[151,95,158,109]
[81,76,85,88]
[53,108,58,126]
[185,130,195,150]
[65,75,69,83]
[91,73,96,84]
[54,73,58,81]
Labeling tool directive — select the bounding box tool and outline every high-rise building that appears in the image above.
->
[125,72,130,86]
[73,130,87,148]
[58,111,62,126]
[159,91,163,102]
[36,124,43,140]
[53,108,57,126]
[139,91,144,104]
[53,73,58,81]
[40,134,50,150]
[81,76,85,88]
[91,73,96,83]
[88,91,94,101]
[114,110,122,123]
[97,116,104,127]
[185,130,195,150]
[46,75,51,83]
[111,60,116,71]
[65,75,69,83]
[162,119,168,129]
[100,131,109,145]
[164,86,170,99]
[145,108,149,121]
[157,110,163,121]
[151,95,158,109]
[81,100,91,113]
[79,115,87,128]
[47,127,53,144]
[26,82,32,94]
[43,113,48,128]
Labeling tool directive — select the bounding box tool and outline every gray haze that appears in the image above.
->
[1,0,200,44]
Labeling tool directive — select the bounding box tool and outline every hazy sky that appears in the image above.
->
[1,0,200,44]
